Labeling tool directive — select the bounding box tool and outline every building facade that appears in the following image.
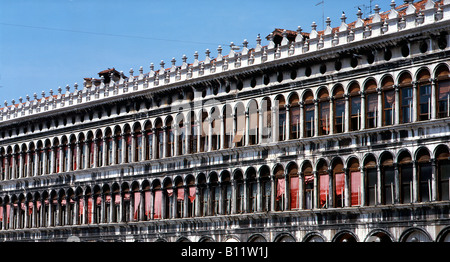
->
[0,0,449,242]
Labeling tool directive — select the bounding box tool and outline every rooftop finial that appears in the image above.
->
[391,0,396,9]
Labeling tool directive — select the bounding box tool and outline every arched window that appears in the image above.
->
[302,161,314,209]
[436,145,450,201]
[174,178,184,218]
[417,69,432,121]
[436,65,450,118]
[197,174,207,217]
[134,124,142,162]
[399,72,413,123]
[123,126,131,163]
[364,154,377,206]
[44,141,51,174]
[332,158,345,208]
[86,133,94,168]
[153,181,162,219]
[142,181,151,221]
[248,100,259,145]
[274,164,285,211]
[246,168,257,213]
[163,180,173,219]
[210,108,219,150]
[177,116,186,155]
[317,160,329,208]
[221,172,232,215]
[114,128,122,164]
[144,122,153,160]
[104,129,112,165]
[349,82,361,131]
[188,112,198,153]
[223,105,232,149]
[333,85,345,133]
[380,152,395,205]
[318,88,330,136]
[185,176,196,218]
[95,132,103,167]
[166,118,175,157]
[233,104,245,147]
[209,173,219,216]
[261,98,272,142]
[233,170,244,213]
[132,185,141,221]
[275,96,286,141]
[303,91,315,137]
[348,158,361,206]
[381,76,395,126]
[289,94,300,139]
[29,144,36,177]
[200,111,208,151]
[365,79,378,129]
[155,119,163,159]
[399,151,413,204]
[259,166,271,212]
[416,148,432,202]
[62,139,68,172]
[288,163,299,210]
[0,149,5,180]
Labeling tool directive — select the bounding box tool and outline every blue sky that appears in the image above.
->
[0,0,393,104]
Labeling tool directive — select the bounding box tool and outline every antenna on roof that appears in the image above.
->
[315,1,325,31]
[354,0,374,18]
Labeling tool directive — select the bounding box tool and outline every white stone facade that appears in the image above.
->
[0,0,449,242]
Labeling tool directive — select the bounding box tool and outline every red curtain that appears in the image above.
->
[154,190,162,219]
[87,198,93,223]
[189,187,196,203]
[144,191,151,218]
[177,187,184,201]
[335,173,345,197]
[319,174,329,208]
[351,172,361,206]
[79,199,84,216]
[0,206,2,222]
[134,192,140,220]
[290,176,299,209]
[277,178,285,200]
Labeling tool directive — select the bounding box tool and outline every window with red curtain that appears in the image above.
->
[335,173,345,207]
[188,187,196,203]
[290,176,299,209]
[154,190,162,219]
[276,178,285,201]
[350,172,361,206]
[144,191,151,219]
[134,192,140,220]
[87,197,93,224]
[319,174,329,208]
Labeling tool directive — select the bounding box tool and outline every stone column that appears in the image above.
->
[272,106,278,143]
[412,81,418,122]
[394,85,400,125]
[19,152,24,178]
[412,160,418,203]
[344,94,350,133]
[431,78,437,120]
[361,91,366,130]
[285,104,290,140]
[299,102,304,138]
[314,100,319,137]
[131,132,136,162]
[377,87,383,127]
[329,97,335,135]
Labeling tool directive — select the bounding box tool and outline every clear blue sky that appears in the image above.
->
[0,0,393,104]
